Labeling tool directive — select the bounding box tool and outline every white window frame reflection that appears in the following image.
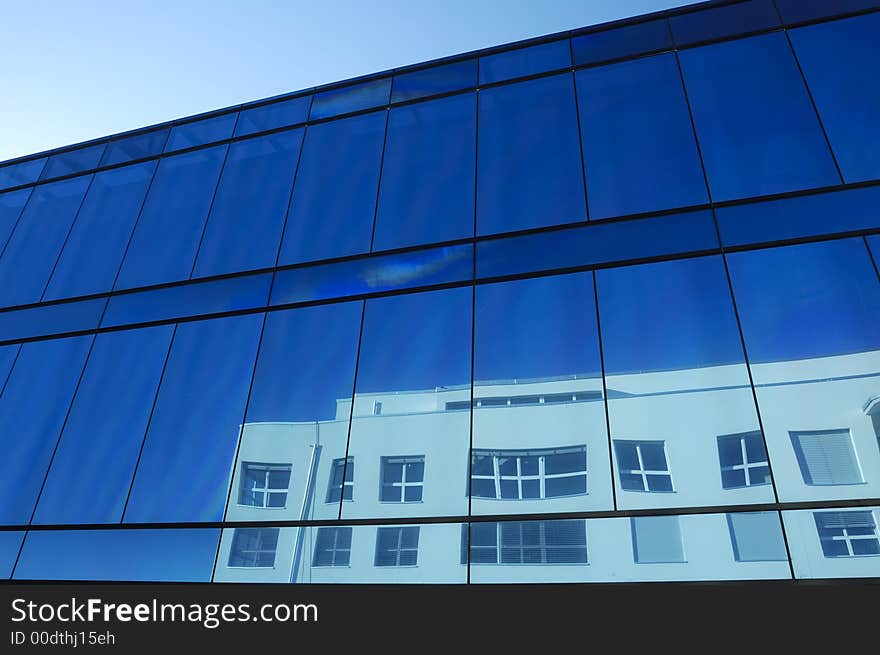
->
[814,511,880,558]
[380,456,425,503]
[374,526,420,567]
[326,457,354,503]
[469,520,588,565]
[717,432,770,489]
[614,440,674,493]
[312,527,352,567]
[227,527,279,568]
[238,462,291,509]
[471,446,587,500]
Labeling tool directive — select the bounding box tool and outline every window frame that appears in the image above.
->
[717,432,771,489]
[374,526,420,567]
[467,520,589,565]
[237,462,292,509]
[470,445,588,500]
[814,511,880,558]
[326,457,354,504]
[790,428,865,487]
[227,527,280,569]
[379,455,426,503]
[613,440,674,493]
[312,526,353,568]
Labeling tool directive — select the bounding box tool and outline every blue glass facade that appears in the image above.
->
[1,0,879,583]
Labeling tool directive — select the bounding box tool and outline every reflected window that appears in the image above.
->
[313,527,352,567]
[469,520,588,564]
[614,441,673,492]
[327,457,354,503]
[631,516,685,564]
[471,446,587,499]
[380,456,425,502]
[814,511,880,558]
[228,528,279,568]
[790,429,863,486]
[727,512,788,562]
[375,527,419,567]
[238,462,291,509]
[718,431,770,489]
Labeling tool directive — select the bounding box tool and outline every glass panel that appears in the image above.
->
[0,297,106,344]
[31,326,175,524]
[669,0,780,47]
[0,189,32,256]
[271,243,472,307]
[571,19,671,66]
[234,95,311,137]
[727,239,880,503]
[14,529,219,582]
[342,287,471,520]
[727,512,788,563]
[678,32,839,202]
[0,335,92,525]
[473,273,609,515]
[0,532,24,578]
[790,13,880,183]
[227,302,361,522]
[0,157,46,189]
[123,314,264,523]
[115,145,226,290]
[165,113,237,152]
[479,40,571,85]
[576,52,707,219]
[391,60,476,103]
[279,111,386,265]
[716,186,880,248]
[193,130,303,277]
[476,73,585,236]
[374,93,475,251]
[39,143,106,181]
[310,78,391,120]
[100,129,169,166]
[0,176,91,308]
[598,256,769,510]
[44,161,156,301]
[775,0,880,24]
[102,271,271,329]
[631,516,685,563]
[476,209,718,281]
[783,507,880,579]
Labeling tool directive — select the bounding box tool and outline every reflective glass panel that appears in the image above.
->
[783,506,880,579]
[479,40,571,85]
[310,78,391,120]
[100,129,169,167]
[775,0,880,23]
[571,19,671,66]
[279,111,386,265]
[0,297,106,344]
[374,93,476,251]
[391,60,476,103]
[0,532,23,578]
[0,158,46,190]
[40,143,106,181]
[234,95,311,137]
[679,32,839,201]
[669,0,780,47]
[477,73,585,235]
[165,113,237,152]
[0,188,32,254]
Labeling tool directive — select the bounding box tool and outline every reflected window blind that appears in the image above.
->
[790,429,862,485]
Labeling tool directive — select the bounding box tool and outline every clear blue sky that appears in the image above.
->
[0,0,696,162]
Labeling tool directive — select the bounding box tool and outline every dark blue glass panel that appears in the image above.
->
[717,186,880,247]
[165,113,237,152]
[476,210,718,279]
[790,14,880,183]
[0,532,23,578]
[310,78,391,120]
[0,158,46,190]
[598,256,745,373]
[0,297,106,343]
[669,0,780,47]
[100,129,169,166]
[0,188,31,254]
[479,40,571,85]
[679,32,839,202]
[374,94,475,251]
[0,344,17,386]
[391,60,476,103]
[247,302,361,423]
[102,272,271,328]
[278,111,386,265]
[576,53,707,219]
[727,239,880,362]
[571,19,671,66]
[39,144,106,181]
[0,335,92,525]
[234,95,311,137]
[115,145,227,290]
[124,314,263,523]
[775,0,880,24]
[869,235,880,264]
[32,326,175,525]
[14,529,219,581]
[271,244,472,306]
[44,161,156,301]
[193,131,302,278]
[477,73,585,236]
[0,175,91,308]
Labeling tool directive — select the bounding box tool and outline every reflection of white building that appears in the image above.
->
[214,350,880,583]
